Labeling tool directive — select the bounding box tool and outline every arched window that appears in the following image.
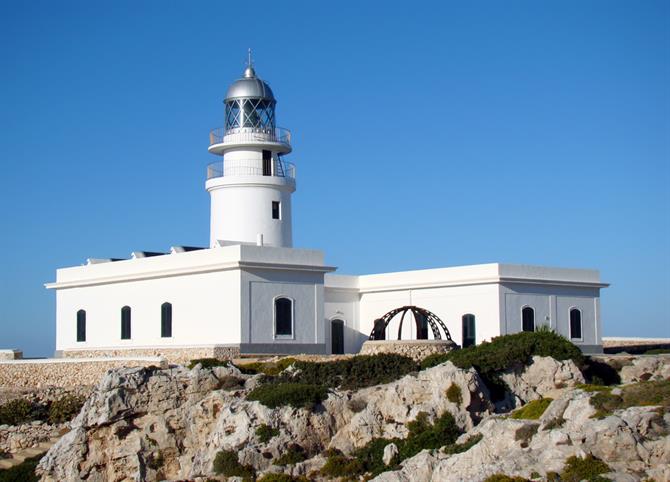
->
[570,308,582,339]
[274,297,293,337]
[462,314,476,348]
[331,319,344,354]
[161,302,172,338]
[121,306,131,340]
[76,310,86,342]
[522,306,535,332]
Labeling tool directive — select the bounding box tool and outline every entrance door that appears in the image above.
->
[331,319,344,354]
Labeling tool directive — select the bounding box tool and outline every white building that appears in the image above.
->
[46,59,608,358]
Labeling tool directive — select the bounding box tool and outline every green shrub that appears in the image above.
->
[510,398,553,420]
[399,411,461,460]
[219,375,245,391]
[48,395,85,424]
[319,453,365,478]
[590,380,670,418]
[255,424,279,443]
[645,348,670,355]
[237,357,297,376]
[421,331,583,374]
[0,399,33,426]
[0,454,41,482]
[446,383,463,406]
[212,450,254,478]
[274,444,307,465]
[577,384,613,393]
[483,475,530,482]
[247,383,328,409]
[282,354,417,390]
[559,454,611,482]
[442,433,483,454]
[257,474,310,482]
[187,358,230,370]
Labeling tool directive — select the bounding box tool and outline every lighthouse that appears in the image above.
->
[206,52,295,248]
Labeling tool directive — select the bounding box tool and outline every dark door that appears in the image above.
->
[331,319,344,354]
[262,150,272,176]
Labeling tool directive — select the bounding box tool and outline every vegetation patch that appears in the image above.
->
[212,450,254,478]
[255,424,280,443]
[236,357,297,376]
[218,375,245,391]
[0,454,41,482]
[446,383,463,406]
[247,383,328,409]
[257,474,310,482]
[510,398,553,420]
[442,433,483,454]
[590,380,670,418]
[559,454,611,482]
[187,358,230,370]
[542,416,566,431]
[48,394,85,424]
[514,424,539,448]
[581,358,621,385]
[274,444,307,465]
[577,384,613,393]
[483,475,530,482]
[0,399,33,426]
[645,348,670,355]
[321,411,463,478]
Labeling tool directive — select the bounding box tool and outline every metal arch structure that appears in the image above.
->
[369,305,454,342]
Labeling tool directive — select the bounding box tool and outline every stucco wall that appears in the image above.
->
[324,287,365,354]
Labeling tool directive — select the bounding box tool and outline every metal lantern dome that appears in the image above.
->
[368,305,454,342]
[223,55,277,133]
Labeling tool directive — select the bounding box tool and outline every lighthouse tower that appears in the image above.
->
[206,53,295,248]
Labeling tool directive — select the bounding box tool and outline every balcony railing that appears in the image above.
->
[209,127,291,147]
[207,158,296,180]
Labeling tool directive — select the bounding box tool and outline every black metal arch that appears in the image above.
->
[369,305,453,342]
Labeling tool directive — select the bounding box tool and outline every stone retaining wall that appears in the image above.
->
[0,357,166,389]
[0,421,65,454]
[61,345,240,365]
[359,340,457,361]
[0,350,22,361]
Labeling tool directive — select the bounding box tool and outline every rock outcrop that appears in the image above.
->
[619,355,670,384]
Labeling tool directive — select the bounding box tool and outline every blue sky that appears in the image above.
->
[1,1,668,357]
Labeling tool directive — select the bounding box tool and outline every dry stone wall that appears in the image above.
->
[61,345,240,364]
[359,340,457,361]
[0,358,166,389]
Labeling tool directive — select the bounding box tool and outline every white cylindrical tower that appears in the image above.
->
[206,57,295,248]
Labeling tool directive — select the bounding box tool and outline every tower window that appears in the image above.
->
[272,201,280,219]
[121,306,131,340]
[522,306,535,332]
[76,309,86,342]
[570,308,582,339]
[161,302,172,338]
[462,314,476,348]
[262,150,272,176]
[274,297,293,337]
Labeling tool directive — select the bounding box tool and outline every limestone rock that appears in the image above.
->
[383,442,399,465]
[619,356,670,384]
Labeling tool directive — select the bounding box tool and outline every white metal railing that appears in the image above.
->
[207,158,295,180]
[209,127,291,147]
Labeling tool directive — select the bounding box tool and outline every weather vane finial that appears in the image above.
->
[247,48,253,68]
[243,48,256,78]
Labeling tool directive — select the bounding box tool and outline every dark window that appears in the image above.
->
[76,310,86,342]
[275,297,293,336]
[416,312,429,340]
[570,308,582,339]
[262,150,272,176]
[331,319,344,354]
[161,302,172,338]
[272,201,280,219]
[121,306,131,340]
[462,314,476,348]
[522,307,535,332]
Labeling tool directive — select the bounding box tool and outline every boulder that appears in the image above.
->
[501,356,585,405]
[619,356,670,384]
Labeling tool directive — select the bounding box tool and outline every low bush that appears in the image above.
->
[0,399,33,426]
[559,454,611,482]
[212,450,254,478]
[282,354,417,390]
[645,348,670,355]
[219,375,245,391]
[247,383,328,409]
[590,380,670,418]
[442,433,483,455]
[255,424,279,443]
[0,454,41,482]
[577,384,613,393]
[48,394,85,424]
[446,383,462,406]
[319,452,365,478]
[187,358,230,370]
[274,444,307,465]
[510,398,553,420]
[581,358,621,385]
[237,357,297,376]
[398,411,461,461]
[257,474,310,482]
[483,475,530,482]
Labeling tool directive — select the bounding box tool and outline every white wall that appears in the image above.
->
[56,269,240,351]
[324,287,363,354]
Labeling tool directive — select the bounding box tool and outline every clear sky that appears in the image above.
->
[1,1,668,357]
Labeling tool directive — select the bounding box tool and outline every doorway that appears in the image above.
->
[331,319,344,354]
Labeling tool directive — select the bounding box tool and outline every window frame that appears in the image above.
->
[273,296,294,339]
[462,313,476,348]
[569,307,583,341]
[121,306,132,340]
[161,302,172,338]
[330,317,346,354]
[76,309,86,342]
[272,201,281,220]
[521,305,535,333]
